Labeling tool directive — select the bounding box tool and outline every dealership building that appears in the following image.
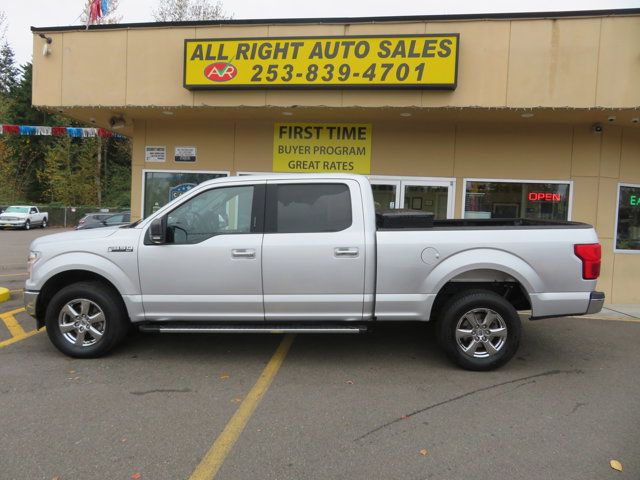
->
[31,9,640,303]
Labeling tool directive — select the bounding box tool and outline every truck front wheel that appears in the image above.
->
[45,281,129,358]
[24,220,30,230]
[436,289,521,371]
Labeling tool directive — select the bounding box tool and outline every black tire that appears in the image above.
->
[24,220,30,230]
[41,218,47,228]
[436,289,521,371]
[45,281,129,358]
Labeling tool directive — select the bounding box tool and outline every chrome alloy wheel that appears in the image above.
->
[58,299,106,347]
[455,308,508,359]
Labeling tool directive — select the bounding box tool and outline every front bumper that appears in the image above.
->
[586,291,605,315]
[0,220,26,227]
[24,290,38,318]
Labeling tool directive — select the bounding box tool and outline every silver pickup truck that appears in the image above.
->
[24,174,604,370]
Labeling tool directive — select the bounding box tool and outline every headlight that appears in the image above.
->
[27,251,41,276]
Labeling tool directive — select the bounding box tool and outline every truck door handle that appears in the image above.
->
[231,249,256,259]
[334,247,359,257]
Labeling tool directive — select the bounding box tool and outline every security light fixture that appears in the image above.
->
[109,116,126,129]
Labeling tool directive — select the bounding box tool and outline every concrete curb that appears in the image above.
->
[0,287,9,303]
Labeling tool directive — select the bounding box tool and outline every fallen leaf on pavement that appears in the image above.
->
[233,397,242,403]
[220,374,230,380]
[345,380,354,385]
[420,449,428,456]
[131,473,142,479]
[610,460,623,472]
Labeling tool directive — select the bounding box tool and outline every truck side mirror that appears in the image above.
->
[149,217,167,244]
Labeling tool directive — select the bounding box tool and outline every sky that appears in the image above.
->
[3,0,640,65]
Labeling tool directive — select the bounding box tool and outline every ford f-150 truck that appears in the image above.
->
[0,205,48,229]
[24,174,604,370]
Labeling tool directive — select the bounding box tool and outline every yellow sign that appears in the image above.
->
[273,123,372,174]
[184,35,458,89]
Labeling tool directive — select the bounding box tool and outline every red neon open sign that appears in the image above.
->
[528,192,562,202]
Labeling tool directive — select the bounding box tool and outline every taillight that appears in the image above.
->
[574,243,601,280]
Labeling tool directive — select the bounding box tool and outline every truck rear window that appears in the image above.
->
[267,183,352,233]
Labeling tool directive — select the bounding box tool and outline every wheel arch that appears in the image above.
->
[35,270,128,329]
[430,271,532,322]
[424,248,539,320]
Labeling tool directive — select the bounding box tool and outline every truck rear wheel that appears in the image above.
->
[41,218,47,228]
[45,281,129,358]
[436,289,521,371]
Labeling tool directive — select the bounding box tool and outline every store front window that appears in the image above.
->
[464,180,571,220]
[143,170,228,218]
[615,184,640,252]
[370,177,455,219]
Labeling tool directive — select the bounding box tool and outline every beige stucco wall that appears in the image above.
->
[32,15,640,109]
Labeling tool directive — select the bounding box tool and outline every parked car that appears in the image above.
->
[0,205,48,229]
[102,211,131,228]
[76,212,128,230]
[24,174,604,371]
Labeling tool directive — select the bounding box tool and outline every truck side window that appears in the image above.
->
[166,185,255,244]
[268,183,352,233]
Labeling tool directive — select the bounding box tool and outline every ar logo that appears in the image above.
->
[204,62,237,82]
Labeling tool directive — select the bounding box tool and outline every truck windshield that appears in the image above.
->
[5,207,29,213]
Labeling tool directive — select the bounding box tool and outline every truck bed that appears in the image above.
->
[377,214,592,230]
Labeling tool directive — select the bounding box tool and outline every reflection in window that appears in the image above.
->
[167,186,254,244]
[464,181,570,220]
[143,171,227,218]
[616,184,640,251]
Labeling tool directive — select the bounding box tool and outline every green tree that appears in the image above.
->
[0,42,17,95]
[0,63,62,201]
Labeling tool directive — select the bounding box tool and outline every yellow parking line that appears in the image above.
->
[1,314,26,337]
[0,329,41,348]
[0,307,26,317]
[0,272,28,277]
[189,334,295,480]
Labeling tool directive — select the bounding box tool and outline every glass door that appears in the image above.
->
[400,180,455,219]
[370,179,400,212]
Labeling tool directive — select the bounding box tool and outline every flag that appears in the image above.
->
[86,0,103,28]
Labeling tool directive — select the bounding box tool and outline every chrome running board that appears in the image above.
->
[138,324,366,334]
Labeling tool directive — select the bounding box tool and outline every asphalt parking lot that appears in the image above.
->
[0,228,639,479]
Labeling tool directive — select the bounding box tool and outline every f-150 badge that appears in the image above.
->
[108,246,134,253]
